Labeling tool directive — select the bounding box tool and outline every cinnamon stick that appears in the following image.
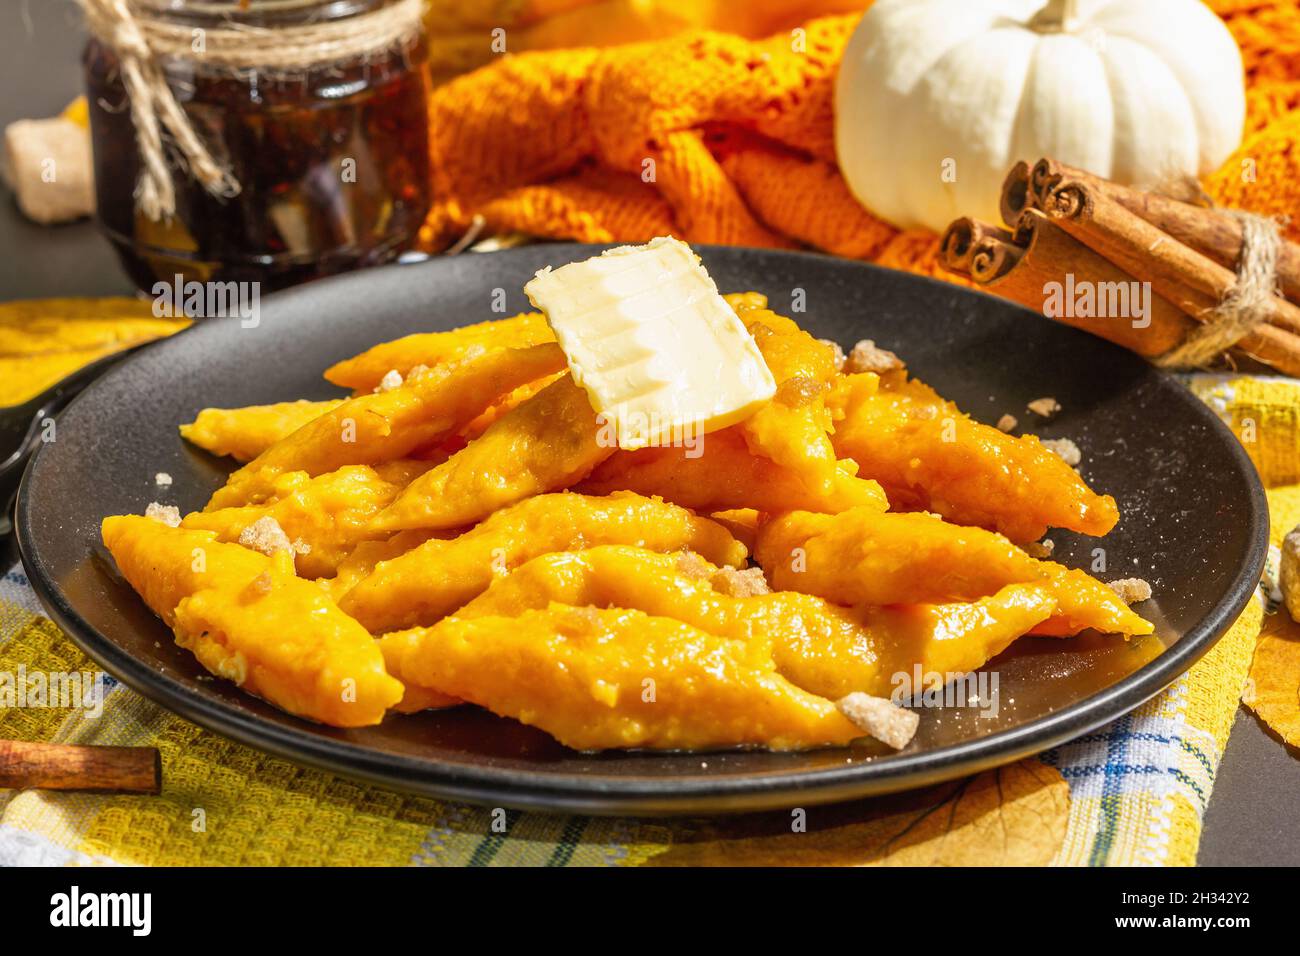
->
[0,739,161,793]
[940,212,1194,356]
[940,217,1015,274]
[1037,176,1300,375]
[1029,157,1300,304]
[999,160,1035,229]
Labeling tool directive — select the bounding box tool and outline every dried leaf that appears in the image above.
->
[1244,484,1300,748]
[1244,611,1300,748]
[642,759,1068,866]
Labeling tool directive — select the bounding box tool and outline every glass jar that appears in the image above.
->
[84,0,432,293]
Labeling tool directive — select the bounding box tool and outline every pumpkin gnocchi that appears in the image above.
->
[105,262,1149,753]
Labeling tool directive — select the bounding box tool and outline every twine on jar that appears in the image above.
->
[78,0,425,221]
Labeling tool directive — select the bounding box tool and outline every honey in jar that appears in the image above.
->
[83,0,432,293]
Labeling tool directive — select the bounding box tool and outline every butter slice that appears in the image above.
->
[524,237,776,449]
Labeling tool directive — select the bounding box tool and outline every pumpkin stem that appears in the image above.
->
[1029,0,1080,32]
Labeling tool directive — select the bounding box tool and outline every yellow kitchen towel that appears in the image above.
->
[0,372,1273,866]
[1186,374,1300,488]
[0,298,186,408]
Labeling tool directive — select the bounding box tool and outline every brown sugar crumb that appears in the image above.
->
[1040,437,1081,467]
[1027,397,1061,419]
[1023,539,1055,559]
[248,570,274,595]
[214,654,248,684]
[674,551,715,581]
[1108,577,1152,604]
[1279,527,1300,622]
[375,369,404,393]
[154,471,173,487]
[818,338,846,371]
[775,374,827,409]
[238,516,294,557]
[844,339,904,374]
[711,566,771,598]
[836,693,919,750]
[144,502,181,527]
[556,604,607,637]
[730,291,768,311]
[996,414,1017,433]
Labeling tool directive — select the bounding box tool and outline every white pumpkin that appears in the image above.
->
[835,0,1246,232]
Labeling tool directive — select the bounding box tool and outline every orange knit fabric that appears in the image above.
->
[1207,109,1300,244]
[420,3,1300,278]
[420,0,872,83]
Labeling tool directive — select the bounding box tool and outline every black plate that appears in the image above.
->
[16,244,1268,815]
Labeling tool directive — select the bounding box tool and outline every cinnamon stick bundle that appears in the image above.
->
[940,212,1193,356]
[940,156,1300,375]
[1034,173,1300,376]
[1030,158,1300,304]
[0,739,161,793]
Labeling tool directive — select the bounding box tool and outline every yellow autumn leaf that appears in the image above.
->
[1245,612,1300,748]
[640,759,1069,866]
[0,297,188,407]
[1239,484,1300,748]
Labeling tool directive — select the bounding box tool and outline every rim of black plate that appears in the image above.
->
[13,247,1271,816]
